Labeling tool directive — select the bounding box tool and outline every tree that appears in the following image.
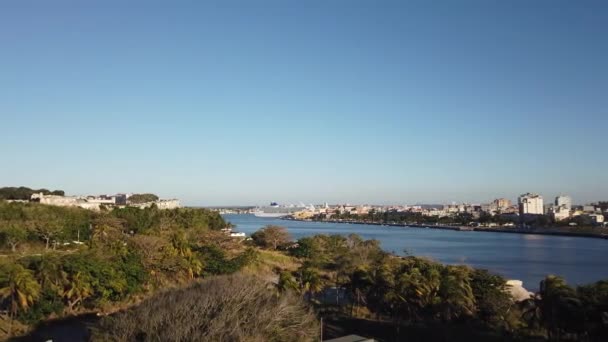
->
[128,193,159,204]
[0,222,27,252]
[346,268,373,317]
[251,225,291,250]
[278,271,299,293]
[298,267,323,301]
[0,261,41,336]
[62,272,93,312]
[521,275,583,340]
[26,208,65,250]
[577,280,608,340]
[437,266,476,321]
[470,269,513,327]
[0,187,64,200]
[92,274,319,341]
[32,253,66,294]
[90,215,125,248]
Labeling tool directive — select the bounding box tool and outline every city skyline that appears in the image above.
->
[1,1,607,206]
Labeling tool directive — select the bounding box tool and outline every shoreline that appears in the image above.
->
[282,217,608,240]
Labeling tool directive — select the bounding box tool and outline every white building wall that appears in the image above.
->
[519,194,544,215]
[555,195,572,211]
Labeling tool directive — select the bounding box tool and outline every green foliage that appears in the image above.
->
[290,234,384,272]
[0,201,93,249]
[0,261,41,315]
[251,225,291,250]
[16,287,64,325]
[0,202,226,251]
[521,275,586,339]
[0,186,64,200]
[196,245,258,276]
[0,222,28,251]
[470,269,513,326]
[111,206,227,234]
[127,193,159,204]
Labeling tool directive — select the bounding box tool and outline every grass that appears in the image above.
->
[243,248,300,279]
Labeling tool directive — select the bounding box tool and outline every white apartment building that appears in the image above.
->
[518,193,544,215]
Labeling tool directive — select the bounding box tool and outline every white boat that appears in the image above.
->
[253,202,307,218]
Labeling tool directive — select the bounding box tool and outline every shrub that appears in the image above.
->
[92,273,319,341]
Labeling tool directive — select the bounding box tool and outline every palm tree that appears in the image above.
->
[395,263,441,321]
[347,268,373,317]
[0,262,41,336]
[521,275,583,340]
[299,268,323,302]
[278,271,299,293]
[34,253,66,293]
[437,266,476,321]
[62,272,93,312]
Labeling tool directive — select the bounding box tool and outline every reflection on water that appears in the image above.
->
[522,234,545,241]
[224,214,608,290]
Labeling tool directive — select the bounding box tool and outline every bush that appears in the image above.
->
[92,274,319,341]
[251,225,291,250]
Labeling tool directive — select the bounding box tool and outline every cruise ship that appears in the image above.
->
[253,202,308,218]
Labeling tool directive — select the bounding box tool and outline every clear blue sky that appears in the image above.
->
[1,0,607,206]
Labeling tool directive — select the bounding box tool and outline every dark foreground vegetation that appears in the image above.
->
[2,200,608,341]
[264,228,608,341]
[93,274,318,341]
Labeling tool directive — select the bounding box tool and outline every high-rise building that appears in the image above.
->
[555,195,572,211]
[518,193,544,215]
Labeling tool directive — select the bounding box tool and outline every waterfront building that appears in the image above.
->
[587,214,604,224]
[550,206,571,221]
[518,193,544,216]
[555,195,572,211]
[493,198,512,211]
[583,205,597,213]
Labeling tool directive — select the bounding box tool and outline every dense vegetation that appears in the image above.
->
[127,193,159,204]
[0,187,64,201]
[248,231,608,341]
[0,201,258,339]
[3,201,608,341]
[93,274,319,341]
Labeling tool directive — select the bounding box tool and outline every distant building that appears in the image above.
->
[32,193,81,206]
[588,214,604,224]
[550,206,570,221]
[30,192,179,211]
[518,193,544,216]
[555,195,572,211]
[583,205,597,213]
[131,199,181,210]
[493,198,512,211]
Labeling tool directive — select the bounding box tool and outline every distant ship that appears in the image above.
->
[253,202,307,218]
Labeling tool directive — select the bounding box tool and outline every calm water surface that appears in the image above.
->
[224,214,608,290]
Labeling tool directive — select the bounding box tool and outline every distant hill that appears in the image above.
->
[0,186,64,200]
